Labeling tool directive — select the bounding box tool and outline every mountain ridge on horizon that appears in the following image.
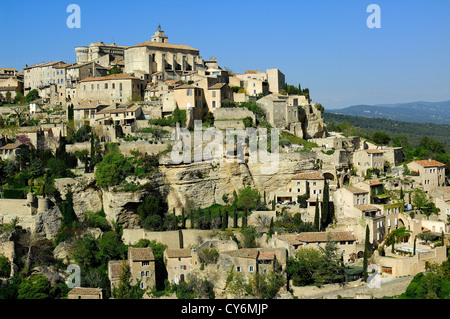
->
[327,100,450,125]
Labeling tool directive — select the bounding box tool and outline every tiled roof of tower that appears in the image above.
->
[130,41,199,52]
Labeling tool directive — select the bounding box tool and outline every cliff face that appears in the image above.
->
[58,152,317,228]
[160,152,317,212]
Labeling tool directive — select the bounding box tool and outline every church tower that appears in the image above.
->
[151,25,169,43]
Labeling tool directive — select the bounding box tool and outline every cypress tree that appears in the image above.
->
[173,208,178,230]
[268,217,274,237]
[224,207,229,229]
[413,236,417,256]
[242,210,247,229]
[233,208,238,228]
[363,225,370,281]
[272,195,276,211]
[190,210,194,229]
[221,208,226,231]
[321,180,330,228]
[207,207,212,229]
[181,207,186,229]
[314,198,320,231]
[263,191,267,206]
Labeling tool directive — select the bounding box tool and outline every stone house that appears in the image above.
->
[73,100,109,127]
[94,103,143,129]
[78,73,146,105]
[64,62,110,106]
[108,260,123,291]
[0,77,23,100]
[435,187,450,224]
[275,231,358,263]
[407,159,446,195]
[75,41,127,68]
[256,94,300,130]
[128,247,156,290]
[124,27,204,76]
[0,68,18,79]
[221,248,286,284]
[67,287,103,299]
[353,149,385,177]
[163,248,193,284]
[0,141,29,161]
[22,61,66,97]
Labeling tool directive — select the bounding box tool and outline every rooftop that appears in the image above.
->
[413,159,445,168]
[344,186,369,195]
[165,248,192,259]
[292,170,323,181]
[130,41,199,52]
[128,247,155,261]
[80,73,140,82]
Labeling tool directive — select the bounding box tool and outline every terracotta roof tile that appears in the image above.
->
[413,159,445,168]
[165,248,192,258]
[291,170,323,181]
[128,247,155,261]
[344,186,369,195]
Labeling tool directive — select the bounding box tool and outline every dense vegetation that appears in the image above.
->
[324,112,450,152]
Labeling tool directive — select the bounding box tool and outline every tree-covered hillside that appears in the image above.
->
[324,112,450,152]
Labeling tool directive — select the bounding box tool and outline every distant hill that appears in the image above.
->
[328,101,450,125]
[323,112,450,152]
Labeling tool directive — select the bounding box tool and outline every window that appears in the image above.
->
[212,91,216,98]
[236,266,241,272]
[187,89,192,96]
[249,266,255,272]
[142,261,149,266]
[105,83,108,89]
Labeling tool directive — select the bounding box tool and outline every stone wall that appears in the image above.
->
[122,229,216,248]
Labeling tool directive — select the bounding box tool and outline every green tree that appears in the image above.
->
[321,180,330,228]
[0,254,11,278]
[363,225,370,281]
[314,198,320,231]
[112,261,143,299]
[95,151,132,189]
[236,187,260,218]
[137,195,164,231]
[372,131,391,145]
[25,89,39,103]
[17,275,51,299]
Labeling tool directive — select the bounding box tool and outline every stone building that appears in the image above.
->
[75,41,127,68]
[353,149,385,177]
[0,77,23,100]
[124,26,204,78]
[0,67,18,79]
[78,73,146,105]
[128,247,156,290]
[407,159,446,195]
[275,231,358,263]
[163,248,193,284]
[67,287,103,299]
[23,61,66,96]
[256,94,301,130]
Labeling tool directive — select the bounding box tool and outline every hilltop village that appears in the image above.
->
[0,26,448,300]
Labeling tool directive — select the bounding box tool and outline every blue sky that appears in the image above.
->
[1,0,449,109]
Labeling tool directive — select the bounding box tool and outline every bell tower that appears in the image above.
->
[151,24,168,43]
